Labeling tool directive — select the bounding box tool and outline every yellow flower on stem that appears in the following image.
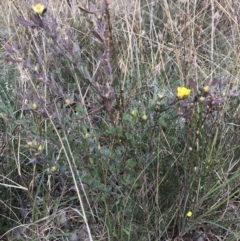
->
[186,211,193,217]
[177,87,191,99]
[32,3,45,15]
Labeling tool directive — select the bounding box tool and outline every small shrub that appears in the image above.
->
[1,0,240,240]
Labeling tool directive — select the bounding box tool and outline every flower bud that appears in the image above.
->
[141,115,148,121]
[89,157,94,165]
[203,86,210,92]
[50,166,57,172]
[38,145,43,151]
[130,110,137,117]
[157,93,164,99]
[27,141,33,147]
[32,103,38,110]
[65,99,71,105]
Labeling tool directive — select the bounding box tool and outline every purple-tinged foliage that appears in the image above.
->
[4,1,117,134]
[228,87,240,97]
[23,57,34,70]
[89,2,98,15]
[92,31,104,43]
[210,77,218,86]
[188,78,197,93]
[176,77,240,132]
[29,13,43,27]
[16,17,39,27]
[4,56,22,63]
[4,43,15,55]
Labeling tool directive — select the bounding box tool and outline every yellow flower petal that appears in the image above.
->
[186,211,193,217]
[32,3,45,15]
[177,87,191,99]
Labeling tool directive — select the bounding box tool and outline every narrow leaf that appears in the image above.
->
[4,43,15,54]
[78,3,94,14]
[21,37,26,51]
[210,77,218,86]
[16,17,38,27]
[89,2,98,15]
[5,56,22,63]
[29,13,43,27]
[92,31,103,43]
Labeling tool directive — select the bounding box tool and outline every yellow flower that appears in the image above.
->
[32,3,45,15]
[186,211,193,217]
[177,87,191,99]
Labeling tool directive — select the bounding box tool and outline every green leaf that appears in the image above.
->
[126,158,137,168]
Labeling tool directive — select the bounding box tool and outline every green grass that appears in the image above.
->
[0,0,240,240]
